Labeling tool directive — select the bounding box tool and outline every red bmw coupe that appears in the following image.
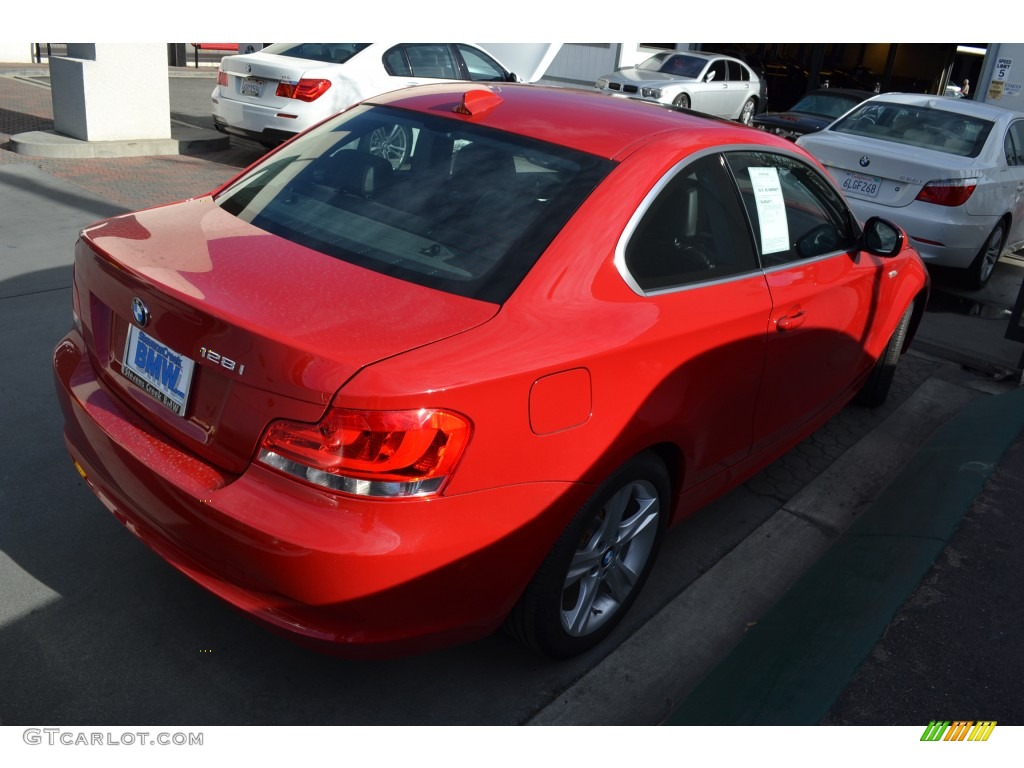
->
[53,83,928,659]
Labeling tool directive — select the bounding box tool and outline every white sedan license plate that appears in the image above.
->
[123,326,195,416]
[840,171,881,198]
[241,77,264,97]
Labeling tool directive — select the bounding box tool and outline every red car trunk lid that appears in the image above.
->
[75,198,497,473]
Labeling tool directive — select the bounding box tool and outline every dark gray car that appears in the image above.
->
[753,88,874,140]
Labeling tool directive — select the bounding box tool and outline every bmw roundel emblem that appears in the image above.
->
[131,297,150,327]
[859,156,871,168]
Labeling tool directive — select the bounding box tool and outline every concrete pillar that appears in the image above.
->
[168,44,189,67]
[51,43,170,142]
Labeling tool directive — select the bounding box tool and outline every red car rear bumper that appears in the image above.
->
[53,331,586,657]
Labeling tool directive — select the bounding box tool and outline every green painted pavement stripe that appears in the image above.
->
[665,386,1024,725]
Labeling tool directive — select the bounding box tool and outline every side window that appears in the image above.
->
[1006,121,1024,166]
[706,60,727,83]
[404,44,458,79]
[382,46,411,77]
[456,45,508,82]
[726,61,742,81]
[624,154,758,292]
[725,152,857,268]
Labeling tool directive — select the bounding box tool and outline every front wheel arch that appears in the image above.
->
[855,304,913,408]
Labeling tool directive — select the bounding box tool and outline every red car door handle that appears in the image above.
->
[777,310,806,331]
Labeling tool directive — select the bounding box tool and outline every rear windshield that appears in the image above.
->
[791,92,863,118]
[215,105,614,303]
[261,43,370,65]
[830,101,993,157]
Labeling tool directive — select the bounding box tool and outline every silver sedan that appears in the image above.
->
[798,93,1024,288]
[596,50,763,125]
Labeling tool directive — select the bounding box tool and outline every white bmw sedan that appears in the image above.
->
[211,43,517,155]
[798,93,1024,288]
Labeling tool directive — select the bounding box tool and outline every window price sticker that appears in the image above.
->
[748,167,789,255]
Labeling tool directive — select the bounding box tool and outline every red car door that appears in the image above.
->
[724,151,884,453]
[618,152,772,486]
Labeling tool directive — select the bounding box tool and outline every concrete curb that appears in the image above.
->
[9,125,229,159]
[664,385,1024,725]
[528,375,990,725]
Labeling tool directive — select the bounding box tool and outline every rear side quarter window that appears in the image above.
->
[623,153,759,292]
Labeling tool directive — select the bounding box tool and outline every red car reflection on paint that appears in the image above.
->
[53,83,928,659]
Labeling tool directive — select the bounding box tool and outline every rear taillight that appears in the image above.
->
[915,178,977,207]
[275,79,332,102]
[258,408,471,498]
[217,69,228,87]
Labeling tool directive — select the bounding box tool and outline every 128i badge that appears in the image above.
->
[199,347,246,376]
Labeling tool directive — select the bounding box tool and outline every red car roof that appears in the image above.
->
[365,82,761,160]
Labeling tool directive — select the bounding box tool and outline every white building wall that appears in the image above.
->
[541,43,696,87]
[542,44,619,86]
[0,43,36,63]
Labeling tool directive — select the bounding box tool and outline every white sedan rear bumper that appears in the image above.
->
[844,196,999,269]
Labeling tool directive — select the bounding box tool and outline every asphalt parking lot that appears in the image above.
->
[1,64,1023,728]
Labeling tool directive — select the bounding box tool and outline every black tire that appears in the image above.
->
[963,221,1006,290]
[855,305,912,408]
[506,452,669,659]
[739,97,756,126]
[672,93,691,110]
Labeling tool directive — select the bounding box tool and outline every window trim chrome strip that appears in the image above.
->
[614,142,856,297]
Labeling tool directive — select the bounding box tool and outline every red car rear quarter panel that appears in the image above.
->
[337,151,774,502]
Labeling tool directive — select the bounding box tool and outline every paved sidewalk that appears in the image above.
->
[0,70,261,210]
[666,386,1024,724]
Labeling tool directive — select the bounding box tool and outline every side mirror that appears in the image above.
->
[705,71,717,83]
[862,216,904,257]
[507,71,521,83]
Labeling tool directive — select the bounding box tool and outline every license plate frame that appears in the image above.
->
[240,77,264,97]
[122,325,195,417]
[840,170,882,198]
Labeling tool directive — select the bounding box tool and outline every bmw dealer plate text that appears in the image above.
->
[123,326,195,416]
[840,170,881,198]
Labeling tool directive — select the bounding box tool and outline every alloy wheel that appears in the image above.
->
[560,479,661,637]
[367,124,409,170]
